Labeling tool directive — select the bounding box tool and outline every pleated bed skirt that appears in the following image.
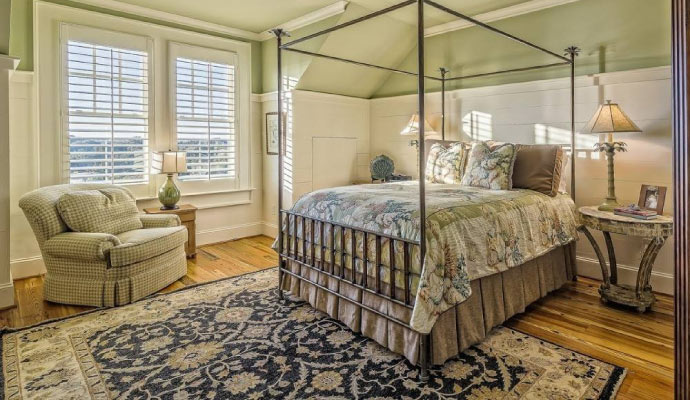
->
[281,242,577,366]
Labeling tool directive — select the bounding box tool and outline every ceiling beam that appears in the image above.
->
[424,0,582,37]
[259,1,349,41]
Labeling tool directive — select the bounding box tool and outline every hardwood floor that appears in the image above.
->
[0,235,673,399]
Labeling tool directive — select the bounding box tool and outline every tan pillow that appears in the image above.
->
[511,144,565,197]
[57,188,143,235]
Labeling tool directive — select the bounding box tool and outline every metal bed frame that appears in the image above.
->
[271,0,580,380]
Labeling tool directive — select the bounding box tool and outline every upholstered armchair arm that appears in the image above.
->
[140,214,181,228]
[44,232,122,261]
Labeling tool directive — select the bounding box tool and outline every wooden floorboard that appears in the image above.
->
[0,235,673,398]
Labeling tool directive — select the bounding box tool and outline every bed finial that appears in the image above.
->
[564,46,581,58]
[269,28,291,38]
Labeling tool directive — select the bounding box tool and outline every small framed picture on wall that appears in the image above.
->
[265,112,286,155]
[638,184,667,214]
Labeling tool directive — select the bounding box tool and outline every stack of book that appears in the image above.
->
[613,206,658,220]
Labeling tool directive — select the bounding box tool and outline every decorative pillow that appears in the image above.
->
[424,144,443,182]
[57,188,143,235]
[460,141,518,190]
[425,142,467,184]
[511,144,565,197]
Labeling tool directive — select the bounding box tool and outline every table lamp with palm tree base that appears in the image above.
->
[151,150,187,210]
[582,101,642,211]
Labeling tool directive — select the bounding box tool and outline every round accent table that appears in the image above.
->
[578,206,673,312]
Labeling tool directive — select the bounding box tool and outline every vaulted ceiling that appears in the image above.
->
[110,0,671,98]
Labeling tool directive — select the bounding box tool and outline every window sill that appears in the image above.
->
[136,187,256,202]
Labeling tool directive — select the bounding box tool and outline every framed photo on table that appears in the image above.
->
[638,184,667,214]
[265,112,286,155]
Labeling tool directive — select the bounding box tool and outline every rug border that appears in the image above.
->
[0,266,629,399]
[509,326,628,399]
[0,266,279,336]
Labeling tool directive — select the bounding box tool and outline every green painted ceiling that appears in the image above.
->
[373,0,671,97]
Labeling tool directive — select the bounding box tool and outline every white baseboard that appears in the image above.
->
[576,256,674,295]
[10,256,46,279]
[0,281,15,309]
[196,222,265,246]
[262,222,278,238]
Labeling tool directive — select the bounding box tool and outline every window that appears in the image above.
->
[172,45,237,183]
[282,76,298,192]
[48,18,251,197]
[63,37,150,184]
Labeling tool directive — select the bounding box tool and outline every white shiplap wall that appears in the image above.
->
[370,66,673,294]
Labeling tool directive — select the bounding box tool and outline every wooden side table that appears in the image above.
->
[578,206,673,312]
[144,204,197,258]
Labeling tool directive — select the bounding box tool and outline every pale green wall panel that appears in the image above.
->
[8,0,263,92]
[261,15,340,93]
[295,3,418,99]
[0,0,10,55]
[373,0,671,98]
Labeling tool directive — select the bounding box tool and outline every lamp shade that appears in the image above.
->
[151,151,187,174]
[581,101,642,134]
[400,113,437,137]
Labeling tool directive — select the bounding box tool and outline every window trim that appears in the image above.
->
[59,23,155,195]
[36,2,253,199]
[168,41,241,193]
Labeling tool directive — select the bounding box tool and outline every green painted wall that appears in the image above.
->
[373,0,671,98]
[8,0,263,93]
[0,0,10,54]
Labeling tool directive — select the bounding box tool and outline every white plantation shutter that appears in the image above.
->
[63,38,150,184]
[175,57,236,181]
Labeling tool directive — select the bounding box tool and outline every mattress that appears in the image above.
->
[277,181,579,333]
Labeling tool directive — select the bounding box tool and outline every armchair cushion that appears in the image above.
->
[111,226,187,267]
[140,214,181,229]
[56,188,143,235]
[44,232,122,261]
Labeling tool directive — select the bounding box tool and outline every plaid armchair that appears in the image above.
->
[19,184,188,307]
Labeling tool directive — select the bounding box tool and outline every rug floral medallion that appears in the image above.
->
[1,268,625,399]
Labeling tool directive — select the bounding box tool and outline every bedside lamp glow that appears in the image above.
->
[581,101,642,211]
[400,113,437,148]
[151,151,187,210]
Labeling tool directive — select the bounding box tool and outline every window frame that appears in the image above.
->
[58,23,155,198]
[168,42,240,193]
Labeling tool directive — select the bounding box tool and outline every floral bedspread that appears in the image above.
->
[278,181,579,333]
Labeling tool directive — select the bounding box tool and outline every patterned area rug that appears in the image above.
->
[1,268,625,399]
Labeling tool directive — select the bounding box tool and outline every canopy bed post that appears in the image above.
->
[416,0,431,382]
[274,0,582,381]
[439,67,448,140]
[565,46,580,201]
[272,28,288,300]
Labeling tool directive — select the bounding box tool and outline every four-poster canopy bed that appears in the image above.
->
[271,0,581,380]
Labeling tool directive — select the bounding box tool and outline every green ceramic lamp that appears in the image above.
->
[582,101,642,212]
[152,150,187,210]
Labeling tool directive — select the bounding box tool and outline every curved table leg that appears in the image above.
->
[603,232,617,285]
[637,237,666,295]
[580,227,611,288]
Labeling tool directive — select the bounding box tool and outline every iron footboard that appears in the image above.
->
[276,209,432,380]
